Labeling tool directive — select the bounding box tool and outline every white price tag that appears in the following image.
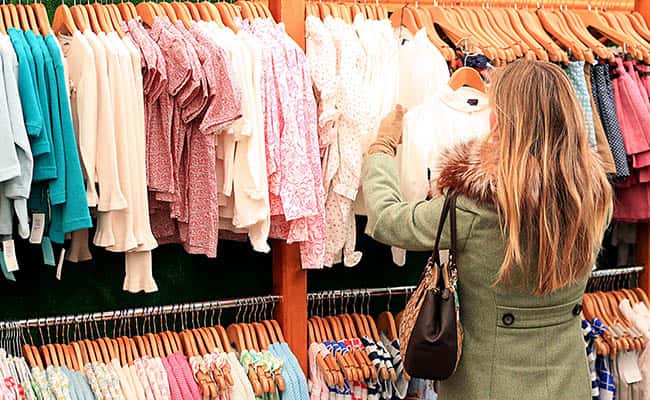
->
[2,240,19,272]
[29,213,46,244]
[618,351,643,384]
[56,249,66,280]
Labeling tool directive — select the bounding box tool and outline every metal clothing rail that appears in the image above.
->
[0,295,281,331]
[307,286,416,301]
[590,266,644,278]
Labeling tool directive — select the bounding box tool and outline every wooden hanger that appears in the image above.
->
[502,7,548,60]
[574,8,642,60]
[171,2,192,28]
[92,3,113,32]
[560,7,613,61]
[107,5,126,37]
[184,2,200,20]
[455,7,507,63]
[203,3,224,26]
[53,4,78,35]
[377,311,398,341]
[23,4,37,33]
[226,323,246,353]
[627,12,650,42]
[518,8,567,63]
[135,3,156,27]
[117,2,134,21]
[318,1,331,19]
[15,5,30,32]
[70,5,89,32]
[215,2,238,31]
[6,5,19,29]
[473,7,517,61]
[449,7,501,63]
[83,4,101,33]
[538,7,586,61]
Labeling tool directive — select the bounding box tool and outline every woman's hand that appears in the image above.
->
[368,105,406,157]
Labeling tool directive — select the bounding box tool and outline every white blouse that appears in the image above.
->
[390,85,490,266]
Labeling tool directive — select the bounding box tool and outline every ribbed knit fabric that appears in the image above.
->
[171,352,202,400]
[161,356,183,400]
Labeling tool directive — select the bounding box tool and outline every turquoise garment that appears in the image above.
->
[37,35,66,205]
[45,34,92,243]
[20,29,57,181]
[563,61,597,148]
[6,31,44,147]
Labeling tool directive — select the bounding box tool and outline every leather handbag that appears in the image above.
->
[399,191,463,381]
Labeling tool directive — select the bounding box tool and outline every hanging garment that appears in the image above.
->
[591,63,630,180]
[563,61,597,148]
[584,63,617,175]
[388,85,490,267]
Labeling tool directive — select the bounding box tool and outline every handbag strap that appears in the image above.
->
[431,191,458,267]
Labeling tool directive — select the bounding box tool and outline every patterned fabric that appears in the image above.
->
[582,320,600,399]
[133,358,156,400]
[305,15,339,152]
[591,63,630,179]
[83,364,104,400]
[13,358,37,400]
[30,368,54,400]
[380,335,408,400]
[45,366,70,400]
[245,19,326,270]
[169,352,201,400]
[563,61,597,148]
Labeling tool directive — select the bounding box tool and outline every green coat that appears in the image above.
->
[362,151,592,400]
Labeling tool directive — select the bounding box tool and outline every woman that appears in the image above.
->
[362,60,613,399]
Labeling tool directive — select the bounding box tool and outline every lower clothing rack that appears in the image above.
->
[0,294,281,331]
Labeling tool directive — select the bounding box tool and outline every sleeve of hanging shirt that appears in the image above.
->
[0,57,21,184]
[46,35,92,236]
[2,41,34,239]
[3,33,42,139]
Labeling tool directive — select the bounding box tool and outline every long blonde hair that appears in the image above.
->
[489,60,613,295]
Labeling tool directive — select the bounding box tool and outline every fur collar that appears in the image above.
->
[436,139,499,206]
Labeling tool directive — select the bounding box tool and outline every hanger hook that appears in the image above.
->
[387,288,392,312]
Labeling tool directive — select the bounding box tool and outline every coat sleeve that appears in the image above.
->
[362,152,477,252]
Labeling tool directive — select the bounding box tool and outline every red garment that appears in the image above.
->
[612,58,650,168]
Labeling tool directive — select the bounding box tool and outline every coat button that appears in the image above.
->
[502,313,515,326]
[573,304,583,316]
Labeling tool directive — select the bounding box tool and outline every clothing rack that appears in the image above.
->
[307,286,415,301]
[0,295,281,331]
[590,266,645,278]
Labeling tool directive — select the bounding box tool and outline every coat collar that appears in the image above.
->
[436,138,499,207]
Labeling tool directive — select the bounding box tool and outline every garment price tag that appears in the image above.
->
[618,351,643,384]
[29,213,46,244]
[56,249,66,281]
[2,240,19,272]
[41,237,55,266]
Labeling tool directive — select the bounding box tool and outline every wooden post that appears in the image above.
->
[634,3,650,295]
[637,224,650,293]
[272,241,308,373]
[267,0,308,374]
[267,0,305,48]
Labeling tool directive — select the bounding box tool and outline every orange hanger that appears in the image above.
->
[502,7,548,61]
[15,4,30,32]
[70,5,89,32]
[560,8,613,61]
[184,2,200,20]
[519,7,567,63]
[84,4,101,33]
[52,4,78,34]
[6,5,19,29]
[135,3,157,27]
[473,7,516,62]
[215,2,238,31]
[318,2,331,19]
[117,2,134,21]
[574,8,642,60]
